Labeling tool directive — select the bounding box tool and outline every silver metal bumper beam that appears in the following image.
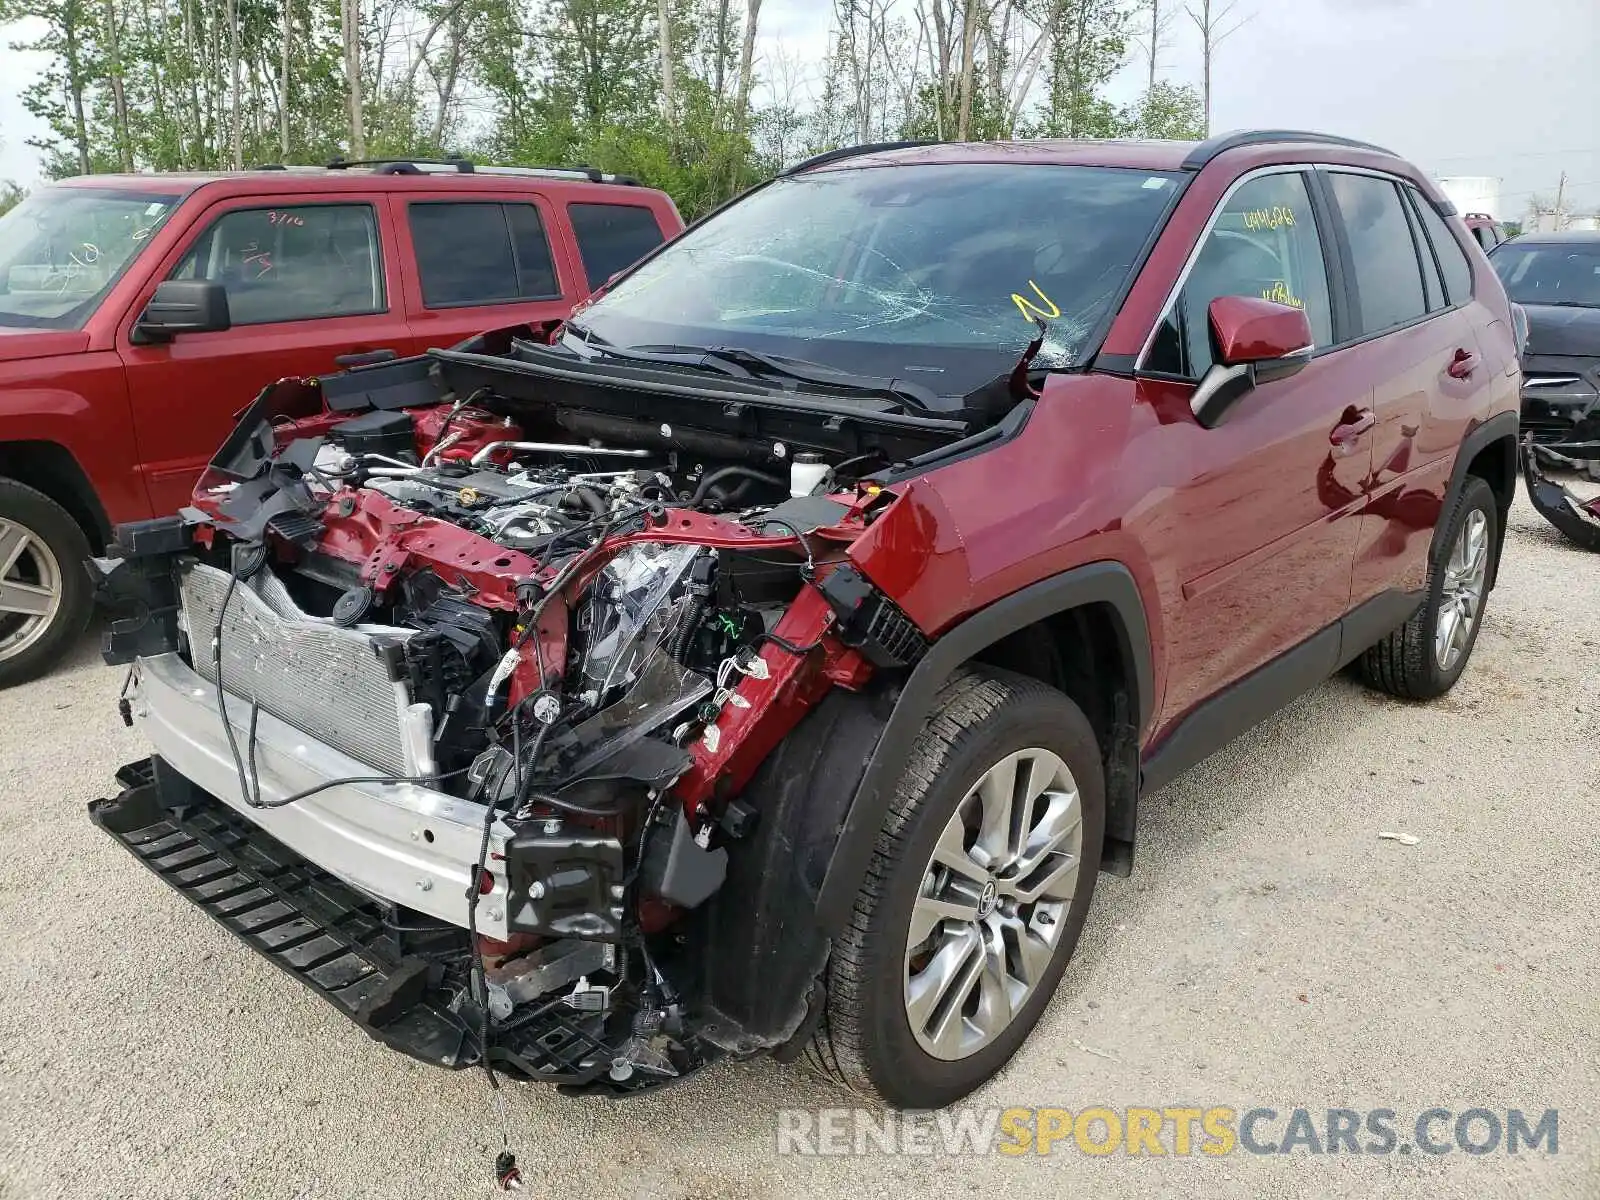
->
[130,652,510,939]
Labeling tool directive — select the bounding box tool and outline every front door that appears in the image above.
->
[1140,168,1374,727]
[118,195,406,514]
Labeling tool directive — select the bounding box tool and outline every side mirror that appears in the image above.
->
[132,279,231,343]
[1191,295,1314,428]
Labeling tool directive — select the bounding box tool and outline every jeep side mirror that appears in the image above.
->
[1191,295,1315,428]
[132,279,231,343]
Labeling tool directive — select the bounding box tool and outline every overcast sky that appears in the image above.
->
[2,0,1596,215]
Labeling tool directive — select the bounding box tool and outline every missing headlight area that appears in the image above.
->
[87,342,956,1094]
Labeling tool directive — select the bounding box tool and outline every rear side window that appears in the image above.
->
[1146,170,1333,379]
[1328,173,1428,335]
[1401,196,1447,312]
[1407,189,1474,305]
[569,204,667,290]
[408,202,560,308]
[171,204,383,324]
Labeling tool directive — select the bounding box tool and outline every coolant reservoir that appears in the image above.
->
[789,453,830,497]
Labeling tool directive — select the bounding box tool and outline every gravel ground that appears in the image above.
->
[1,492,1596,1200]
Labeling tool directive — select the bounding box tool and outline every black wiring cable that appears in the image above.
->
[754,515,816,576]
[213,545,266,808]
[761,630,826,656]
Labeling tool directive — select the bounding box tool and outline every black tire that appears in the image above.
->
[0,479,93,689]
[1358,475,1498,700]
[805,666,1105,1109]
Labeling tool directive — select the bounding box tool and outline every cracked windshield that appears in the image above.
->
[0,189,177,328]
[575,163,1180,404]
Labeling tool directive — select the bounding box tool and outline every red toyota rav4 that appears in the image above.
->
[90,131,1519,1111]
[0,160,682,685]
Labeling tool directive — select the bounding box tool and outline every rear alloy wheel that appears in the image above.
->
[0,481,93,689]
[1359,475,1498,700]
[806,667,1105,1109]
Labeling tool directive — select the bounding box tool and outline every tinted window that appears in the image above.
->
[1491,242,1600,308]
[1408,189,1474,305]
[576,164,1183,402]
[172,204,382,324]
[1328,173,1428,335]
[408,202,560,307]
[569,203,667,290]
[1402,194,1447,311]
[1146,171,1333,379]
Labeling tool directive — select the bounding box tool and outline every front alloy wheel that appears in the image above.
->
[806,667,1105,1109]
[905,748,1083,1061]
[0,517,66,664]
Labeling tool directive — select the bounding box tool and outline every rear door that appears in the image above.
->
[118,194,406,514]
[1320,170,1497,604]
[1141,167,1372,725]
[392,192,583,351]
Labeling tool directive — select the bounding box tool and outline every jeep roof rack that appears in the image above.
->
[319,156,640,185]
[1181,129,1397,171]
[781,140,940,177]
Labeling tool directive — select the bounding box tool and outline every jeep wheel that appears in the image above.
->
[0,480,93,689]
[806,667,1105,1109]
[1359,475,1497,700]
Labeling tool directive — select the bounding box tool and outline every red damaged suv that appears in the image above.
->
[90,131,1519,1110]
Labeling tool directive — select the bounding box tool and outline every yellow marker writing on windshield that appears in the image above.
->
[1012,279,1061,323]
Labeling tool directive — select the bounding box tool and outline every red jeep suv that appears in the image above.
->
[90,131,1519,1111]
[0,160,682,685]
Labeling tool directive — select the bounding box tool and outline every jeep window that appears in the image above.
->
[409,202,561,307]
[171,204,383,324]
[1491,242,1600,308]
[1407,188,1474,306]
[1145,171,1333,379]
[569,203,668,291]
[0,187,178,328]
[1328,173,1429,335]
[571,164,1182,403]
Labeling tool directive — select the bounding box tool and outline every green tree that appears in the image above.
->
[1121,78,1204,139]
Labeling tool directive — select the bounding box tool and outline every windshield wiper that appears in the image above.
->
[638,343,938,410]
[563,329,937,410]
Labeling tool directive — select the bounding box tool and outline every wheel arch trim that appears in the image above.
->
[814,560,1153,934]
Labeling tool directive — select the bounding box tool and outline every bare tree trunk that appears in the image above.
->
[735,0,762,131]
[228,0,242,168]
[1148,0,1160,90]
[657,0,675,127]
[430,10,465,147]
[956,0,978,140]
[342,0,366,157]
[62,0,91,174]
[1187,0,1245,137]
[280,0,291,158]
[101,0,134,170]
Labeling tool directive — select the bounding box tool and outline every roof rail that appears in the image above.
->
[473,164,642,186]
[325,156,477,173]
[781,140,940,177]
[1181,129,1397,171]
[317,157,641,185]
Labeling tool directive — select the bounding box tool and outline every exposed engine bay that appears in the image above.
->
[88,331,988,1092]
